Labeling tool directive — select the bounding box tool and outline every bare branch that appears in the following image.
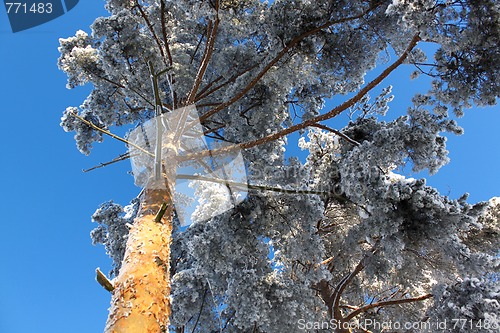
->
[154,202,169,223]
[96,268,114,292]
[190,31,207,65]
[83,152,131,172]
[68,111,153,157]
[203,123,226,135]
[186,16,220,104]
[90,71,125,89]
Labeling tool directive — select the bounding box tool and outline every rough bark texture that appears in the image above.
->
[105,188,174,333]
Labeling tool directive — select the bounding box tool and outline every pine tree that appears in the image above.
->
[59,1,499,332]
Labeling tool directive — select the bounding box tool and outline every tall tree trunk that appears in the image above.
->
[105,187,174,333]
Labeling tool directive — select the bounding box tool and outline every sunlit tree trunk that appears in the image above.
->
[105,188,174,333]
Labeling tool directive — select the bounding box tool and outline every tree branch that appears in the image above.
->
[344,293,433,321]
[154,202,169,223]
[191,290,208,333]
[160,0,173,66]
[331,258,366,320]
[83,152,131,172]
[96,268,114,292]
[190,31,208,65]
[195,75,223,98]
[135,2,169,68]
[199,4,382,122]
[176,174,328,196]
[310,124,360,146]
[195,63,260,102]
[186,16,220,104]
[69,111,153,157]
[179,33,421,162]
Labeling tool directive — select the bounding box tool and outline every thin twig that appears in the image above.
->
[128,84,156,108]
[194,75,223,99]
[310,124,360,146]
[203,123,226,135]
[190,31,207,65]
[69,111,153,157]
[83,152,131,172]
[206,278,223,333]
[90,71,126,89]
[195,63,259,102]
[197,102,223,108]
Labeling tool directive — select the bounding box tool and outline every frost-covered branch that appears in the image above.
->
[180,33,421,161]
[198,2,383,122]
[344,293,433,321]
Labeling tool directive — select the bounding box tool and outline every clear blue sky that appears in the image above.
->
[0,2,498,333]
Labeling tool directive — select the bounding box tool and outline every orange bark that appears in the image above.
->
[105,188,174,333]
